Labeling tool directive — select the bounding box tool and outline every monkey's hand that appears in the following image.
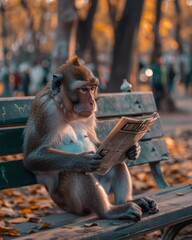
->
[76,152,102,173]
[125,143,141,161]
[133,196,159,214]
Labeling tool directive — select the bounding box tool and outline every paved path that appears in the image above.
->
[160,95,192,135]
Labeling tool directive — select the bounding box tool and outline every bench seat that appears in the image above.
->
[8,184,192,240]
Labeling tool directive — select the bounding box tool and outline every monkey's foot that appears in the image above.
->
[106,202,142,221]
[133,196,159,214]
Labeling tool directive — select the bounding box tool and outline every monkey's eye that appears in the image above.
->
[78,86,97,94]
[79,87,88,94]
[90,86,97,92]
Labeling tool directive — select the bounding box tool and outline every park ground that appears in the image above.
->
[161,94,192,135]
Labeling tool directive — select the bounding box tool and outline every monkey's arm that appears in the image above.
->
[24,147,102,173]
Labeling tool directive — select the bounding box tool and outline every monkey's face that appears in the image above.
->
[73,83,98,117]
[52,56,99,118]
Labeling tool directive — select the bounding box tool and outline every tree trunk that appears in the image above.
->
[0,3,8,65]
[76,0,100,79]
[21,0,40,61]
[174,0,185,83]
[107,0,117,31]
[151,0,176,112]
[52,0,78,71]
[76,0,98,60]
[151,0,162,63]
[108,0,144,92]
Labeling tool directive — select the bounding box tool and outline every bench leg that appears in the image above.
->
[161,220,192,240]
[149,162,170,188]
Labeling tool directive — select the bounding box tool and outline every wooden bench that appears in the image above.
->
[0,91,192,240]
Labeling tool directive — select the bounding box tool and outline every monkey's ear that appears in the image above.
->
[52,73,64,95]
[71,56,81,66]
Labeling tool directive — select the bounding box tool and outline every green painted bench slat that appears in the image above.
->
[0,97,33,125]
[97,92,156,117]
[0,139,168,190]
[0,92,156,125]
[0,126,25,155]
[128,139,169,166]
[0,119,163,156]
[0,160,36,190]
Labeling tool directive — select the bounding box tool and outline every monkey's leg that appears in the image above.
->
[52,172,142,221]
[110,165,159,214]
[111,163,133,204]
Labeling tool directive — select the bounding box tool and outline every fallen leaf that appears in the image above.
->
[25,229,38,234]
[37,201,53,209]
[0,225,20,236]
[1,200,15,208]
[3,189,14,195]
[7,217,27,224]
[28,198,39,203]
[0,207,17,217]
[20,208,33,215]
[24,213,37,219]
[36,222,52,230]
[62,225,79,229]
[28,217,42,223]
[0,220,6,227]
[29,204,41,210]
[176,192,185,196]
[84,222,99,227]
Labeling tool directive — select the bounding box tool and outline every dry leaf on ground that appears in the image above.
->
[36,222,52,230]
[0,225,20,236]
[84,222,99,227]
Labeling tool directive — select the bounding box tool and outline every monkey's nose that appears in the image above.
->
[89,98,94,105]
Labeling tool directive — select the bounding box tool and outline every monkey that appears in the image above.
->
[23,56,158,221]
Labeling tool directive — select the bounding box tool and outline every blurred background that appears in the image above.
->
[0,0,191,110]
[0,1,192,238]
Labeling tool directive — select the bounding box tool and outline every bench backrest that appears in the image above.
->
[0,92,169,190]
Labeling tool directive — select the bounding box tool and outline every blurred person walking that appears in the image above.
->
[21,66,31,96]
[29,62,45,95]
[167,64,176,94]
[185,69,192,96]
[0,65,12,97]
[10,66,22,96]
[151,58,165,110]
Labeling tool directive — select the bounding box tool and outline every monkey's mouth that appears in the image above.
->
[79,110,94,117]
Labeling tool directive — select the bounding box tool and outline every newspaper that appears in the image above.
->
[95,112,159,175]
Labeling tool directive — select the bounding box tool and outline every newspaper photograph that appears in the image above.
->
[95,112,159,175]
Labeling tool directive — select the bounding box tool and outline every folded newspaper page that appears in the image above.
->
[95,112,159,175]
